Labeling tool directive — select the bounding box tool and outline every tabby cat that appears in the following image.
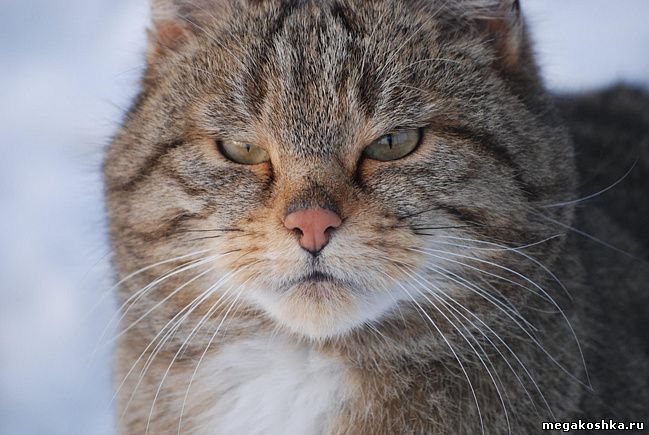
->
[104,0,649,433]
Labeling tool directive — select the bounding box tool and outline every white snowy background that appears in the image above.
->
[0,1,648,434]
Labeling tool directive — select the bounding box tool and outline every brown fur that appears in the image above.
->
[105,1,649,433]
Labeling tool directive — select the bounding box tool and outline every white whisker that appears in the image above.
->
[379,269,486,435]
[113,264,246,423]
[177,285,248,434]
[107,264,218,347]
[407,265,555,421]
[146,266,255,435]
[95,253,222,351]
[396,264,512,435]
[411,247,591,389]
[436,235,573,300]
[542,158,637,209]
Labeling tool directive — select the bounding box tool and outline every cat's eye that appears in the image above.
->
[218,140,270,165]
[363,128,422,161]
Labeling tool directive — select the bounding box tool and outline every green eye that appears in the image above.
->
[218,140,270,165]
[363,128,422,161]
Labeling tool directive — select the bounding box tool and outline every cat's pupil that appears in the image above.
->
[387,134,393,149]
[245,144,251,153]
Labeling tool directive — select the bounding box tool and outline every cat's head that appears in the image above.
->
[105,0,575,339]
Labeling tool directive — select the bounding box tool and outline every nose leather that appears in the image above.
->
[284,208,342,254]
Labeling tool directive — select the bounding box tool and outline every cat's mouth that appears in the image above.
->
[298,271,337,284]
[287,271,350,297]
[262,269,395,339]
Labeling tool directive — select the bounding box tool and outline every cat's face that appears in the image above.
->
[105,0,575,339]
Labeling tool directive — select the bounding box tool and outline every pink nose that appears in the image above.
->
[284,208,342,254]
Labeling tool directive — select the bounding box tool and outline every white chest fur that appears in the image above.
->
[193,335,350,435]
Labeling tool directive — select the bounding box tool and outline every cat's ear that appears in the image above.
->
[463,0,526,71]
[147,0,223,63]
[147,0,192,63]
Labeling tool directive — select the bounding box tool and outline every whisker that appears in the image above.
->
[144,289,236,435]
[412,247,551,303]
[434,236,573,300]
[96,254,223,348]
[411,247,592,389]
[364,321,391,346]
[427,261,575,402]
[533,211,645,263]
[106,264,218,347]
[177,286,248,434]
[406,265,555,421]
[86,248,215,324]
[427,262,538,334]
[395,224,480,231]
[542,158,637,209]
[146,267,256,435]
[379,270,486,435]
[91,253,223,363]
[438,234,561,252]
[377,280,410,329]
[381,253,559,420]
[113,264,247,421]
[396,265,512,435]
[132,266,241,378]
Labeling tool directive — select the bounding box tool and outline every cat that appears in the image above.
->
[104,0,649,433]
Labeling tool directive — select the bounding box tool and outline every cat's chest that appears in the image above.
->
[195,335,350,435]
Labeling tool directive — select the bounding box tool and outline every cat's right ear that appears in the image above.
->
[148,0,234,63]
[147,0,194,64]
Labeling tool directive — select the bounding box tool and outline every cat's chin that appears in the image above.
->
[251,279,398,340]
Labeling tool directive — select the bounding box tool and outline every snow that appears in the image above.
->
[0,1,647,434]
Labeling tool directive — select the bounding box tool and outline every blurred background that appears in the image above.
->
[0,1,648,434]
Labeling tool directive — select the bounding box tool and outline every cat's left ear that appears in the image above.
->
[487,0,524,70]
[466,0,526,71]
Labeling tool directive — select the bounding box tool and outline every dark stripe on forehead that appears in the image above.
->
[272,0,300,36]
[356,68,380,118]
[242,0,301,116]
[243,50,269,117]
[330,1,362,36]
